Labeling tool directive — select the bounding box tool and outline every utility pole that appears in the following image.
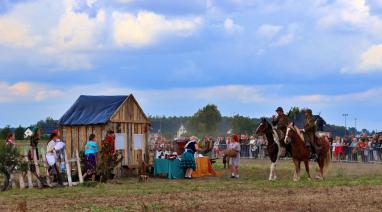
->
[342,113,349,136]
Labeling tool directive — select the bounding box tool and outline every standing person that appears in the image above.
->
[213,138,220,158]
[83,134,99,181]
[272,107,289,157]
[5,133,15,146]
[371,135,380,161]
[30,128,40,160]
[180,136,199,179]
[46,133,63,185]
[229,135,241,179]
[103,130,115,157]
[350,138,359,161]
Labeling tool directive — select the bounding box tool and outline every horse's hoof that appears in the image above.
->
[315,176,323,181]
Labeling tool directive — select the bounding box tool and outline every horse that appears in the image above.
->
[284,123,331,181]
[255,118,280,181]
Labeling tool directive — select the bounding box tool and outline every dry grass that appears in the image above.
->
[1,160,382,211]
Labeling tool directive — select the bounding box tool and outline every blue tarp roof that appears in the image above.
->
[59,95,129,125]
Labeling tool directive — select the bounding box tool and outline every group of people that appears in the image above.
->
[331,134,382,162]
[179,134,241,179]
[3,128,118,186]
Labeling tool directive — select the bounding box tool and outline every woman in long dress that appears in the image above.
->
[180,136,199,179]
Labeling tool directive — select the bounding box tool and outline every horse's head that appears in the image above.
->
[284,122,296,144]
[256,118,269,135]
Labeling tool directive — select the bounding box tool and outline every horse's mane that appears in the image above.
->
[289,125,304,142]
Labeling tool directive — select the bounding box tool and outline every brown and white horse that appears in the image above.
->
[284,123,331,181]
[255,118,280,181]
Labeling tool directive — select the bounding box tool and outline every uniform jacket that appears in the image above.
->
[304,116,316,143]
[272,114,289,134]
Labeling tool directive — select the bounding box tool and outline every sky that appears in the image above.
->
[0,0,381,131]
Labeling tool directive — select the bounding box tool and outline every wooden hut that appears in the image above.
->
[58,95,150,166]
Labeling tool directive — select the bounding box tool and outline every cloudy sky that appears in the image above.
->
[0,0,381,130]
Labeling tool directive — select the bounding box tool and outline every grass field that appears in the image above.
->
[1,159,382,211]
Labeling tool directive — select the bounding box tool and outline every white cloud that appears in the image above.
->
[47,0,106,52]
[0,82,63,103]
[115,0,134,3]
[342,44,382,74]
[257,24,283,38]
[0,17,40,48]
[357,44,382,72]
[224,18,243,33]
[317,0,382,34]
[270,32,295,47]
[112,11,202,48]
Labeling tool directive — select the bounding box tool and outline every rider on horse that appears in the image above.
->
[272,107,289,157]
[301,109,321,160]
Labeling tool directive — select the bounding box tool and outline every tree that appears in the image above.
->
[0,142,26,191]
[15,126,25,140]
[188,104,222,136]
[231,114,259,135]
[0,126,12,140]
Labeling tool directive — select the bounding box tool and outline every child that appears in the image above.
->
[83,134,99,181]
[229,135,241,179]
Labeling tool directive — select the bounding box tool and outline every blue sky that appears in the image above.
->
[0,0,381,131]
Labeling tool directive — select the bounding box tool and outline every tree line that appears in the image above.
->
[150,105,369,138]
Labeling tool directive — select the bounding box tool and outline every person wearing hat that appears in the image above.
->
[301,109,320,160]
[272,107,289,157]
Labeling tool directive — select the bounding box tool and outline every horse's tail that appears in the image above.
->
[322,141,331,172]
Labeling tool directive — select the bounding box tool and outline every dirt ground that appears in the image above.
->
[1,185,382,212]
[1,160,382,211]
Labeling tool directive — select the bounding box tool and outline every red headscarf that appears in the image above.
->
[232,134,239,142]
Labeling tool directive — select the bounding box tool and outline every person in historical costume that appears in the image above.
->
[301,109,320,160]
[83,134,99,181]
[272,107,289,157]
[30,128,40,160]
[228,135,241,179]
[180,136,199,179]
[46,133,63,185]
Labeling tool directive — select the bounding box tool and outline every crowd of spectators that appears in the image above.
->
[330,134,382,163]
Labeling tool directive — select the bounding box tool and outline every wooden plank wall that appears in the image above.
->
[61,95,150,166]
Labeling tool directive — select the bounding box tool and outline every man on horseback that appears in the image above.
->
[272,107,289,157]
[301,109,321,160]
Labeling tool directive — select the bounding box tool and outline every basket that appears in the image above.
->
[225,149,238,158]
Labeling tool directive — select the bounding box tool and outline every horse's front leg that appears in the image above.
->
[304,160,311,180]
[293,159,299,182]
[297,161,301,181]
[269,162,273,181]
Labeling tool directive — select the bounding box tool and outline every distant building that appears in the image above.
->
[24,128,33,138]
[176,124,187,138]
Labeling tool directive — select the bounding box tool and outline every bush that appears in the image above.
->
[0,143,26,191]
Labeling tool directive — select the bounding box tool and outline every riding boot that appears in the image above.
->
[309,143,318,161]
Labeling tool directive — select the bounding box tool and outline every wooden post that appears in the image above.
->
[64,150,73,187]
[10,173,16,188]
[24,150,33,188]
[76,149,83,184]
[41,152,51,186]
[18,174,25,189]
[33,148,42,188]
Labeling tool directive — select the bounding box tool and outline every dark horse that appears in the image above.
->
[284,123,331,181]
[255,118,280,181]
